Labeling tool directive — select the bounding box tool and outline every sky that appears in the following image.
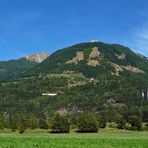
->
[0,0,148,60]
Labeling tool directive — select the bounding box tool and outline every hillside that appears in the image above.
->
[0,52,49,81]
[25,52,49,63]
[29,42,148,79]
[0,42,148,124]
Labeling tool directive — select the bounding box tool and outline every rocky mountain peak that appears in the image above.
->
[25,52,49,63]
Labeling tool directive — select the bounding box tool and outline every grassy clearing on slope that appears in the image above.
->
[0,131,148,148]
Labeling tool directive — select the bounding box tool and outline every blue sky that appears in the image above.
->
[0,0,148,60]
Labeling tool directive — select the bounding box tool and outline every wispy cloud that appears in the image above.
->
[131,24,148,56]
[0,10,44,31]
[122,21,148,57]
[0,38,7,44]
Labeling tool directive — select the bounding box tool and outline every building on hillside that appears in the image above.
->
[42,93,57,96]
[142,89,148,101]
[107,98,116,104]
[89,78,94,83]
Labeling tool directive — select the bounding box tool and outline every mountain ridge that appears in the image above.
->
[0,41,148,122]
[28,42,148,78]
[25,52,49,63]
[0,52,49,81]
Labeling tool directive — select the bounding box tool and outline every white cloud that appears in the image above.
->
[0,10,44,31]
[130,23,148,56]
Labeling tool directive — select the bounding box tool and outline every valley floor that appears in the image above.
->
[0,130,148,148]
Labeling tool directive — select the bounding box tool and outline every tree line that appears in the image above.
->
[0,111,148,134]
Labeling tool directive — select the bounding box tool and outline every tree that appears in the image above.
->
[51,113,70,133]
[145,122,148,129]
[128,115,142,130]
[9,114,18,130]
[99,116,107,128]
[115,114,126,129]
[17,115,26,134]
[0,115,4,129]
[27,115,39,129]
[76,112,99,132]
[39,118,48,129]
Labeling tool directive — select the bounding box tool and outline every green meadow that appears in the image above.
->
[0,131,148,148]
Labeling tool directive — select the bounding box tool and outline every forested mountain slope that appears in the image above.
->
[0,42,148,124]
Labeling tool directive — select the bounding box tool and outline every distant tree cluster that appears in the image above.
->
[0,110,147,134]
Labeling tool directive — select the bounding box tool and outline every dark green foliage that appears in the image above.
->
[17,115,26,134]
[143,106,148,122]
[29,42,148,78]
[27,115,39,129]
[0,41,148,130]
[76,112,99,133]
[115,114,126,129]
[0,115,5,129]
[51,113,70,133]
[0,58,38,81]
[9,114,18,130]
[128,115,142,130]
[99,116,107,128]
[39,118,49,129]
[145,122,148,129]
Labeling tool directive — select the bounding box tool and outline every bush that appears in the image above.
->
[145,122,148,128]
[115,114,126,129]
[99,116,107,128]
[128,115,142,131]
[109,122,117,128]
[51,113,70,133]
[27,115,39,129]
[144,122,148,130]
[39,118,48,129]
[17,116,26,134]
[0,116,4,130]
[76,112,99,133]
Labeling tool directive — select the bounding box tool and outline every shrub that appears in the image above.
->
[0,116,4,130]
[145,122,148,128]
[76,112,99,133]
[144,122,148,130]
[99,116,107,128]
[128,115,142,131]
[115,114,126,129]
[27,115,39,129]
[109,122,117,128]
[17,116,26,134]
[51,113,70,133]
[39,118,48,129]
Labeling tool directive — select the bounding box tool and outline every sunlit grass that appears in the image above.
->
[0,131,148,148]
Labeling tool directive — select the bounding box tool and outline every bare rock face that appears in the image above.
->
[115,53,126,60]
[87,47,102,67]
[89,47,101,59]
[110,62,144,76]
[87,60,100,67]
[110,62,123,76]
[25,52,49,63]
[66,51,84,64]
[123,65,144,73]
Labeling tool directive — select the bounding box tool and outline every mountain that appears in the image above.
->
[0,42,148,122]
[136,53,148,61]
[25,52,49,63]
[29,42,148,78]
[0,52,49,81]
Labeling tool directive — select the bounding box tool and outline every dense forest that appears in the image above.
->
[0,42,148,131]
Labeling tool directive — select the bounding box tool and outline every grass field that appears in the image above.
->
[0,131,148,148]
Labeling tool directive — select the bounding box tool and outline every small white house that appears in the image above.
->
[89,78,94,83]
[42,93,57,96]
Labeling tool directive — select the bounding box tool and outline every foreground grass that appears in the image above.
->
[0,131,148,148]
